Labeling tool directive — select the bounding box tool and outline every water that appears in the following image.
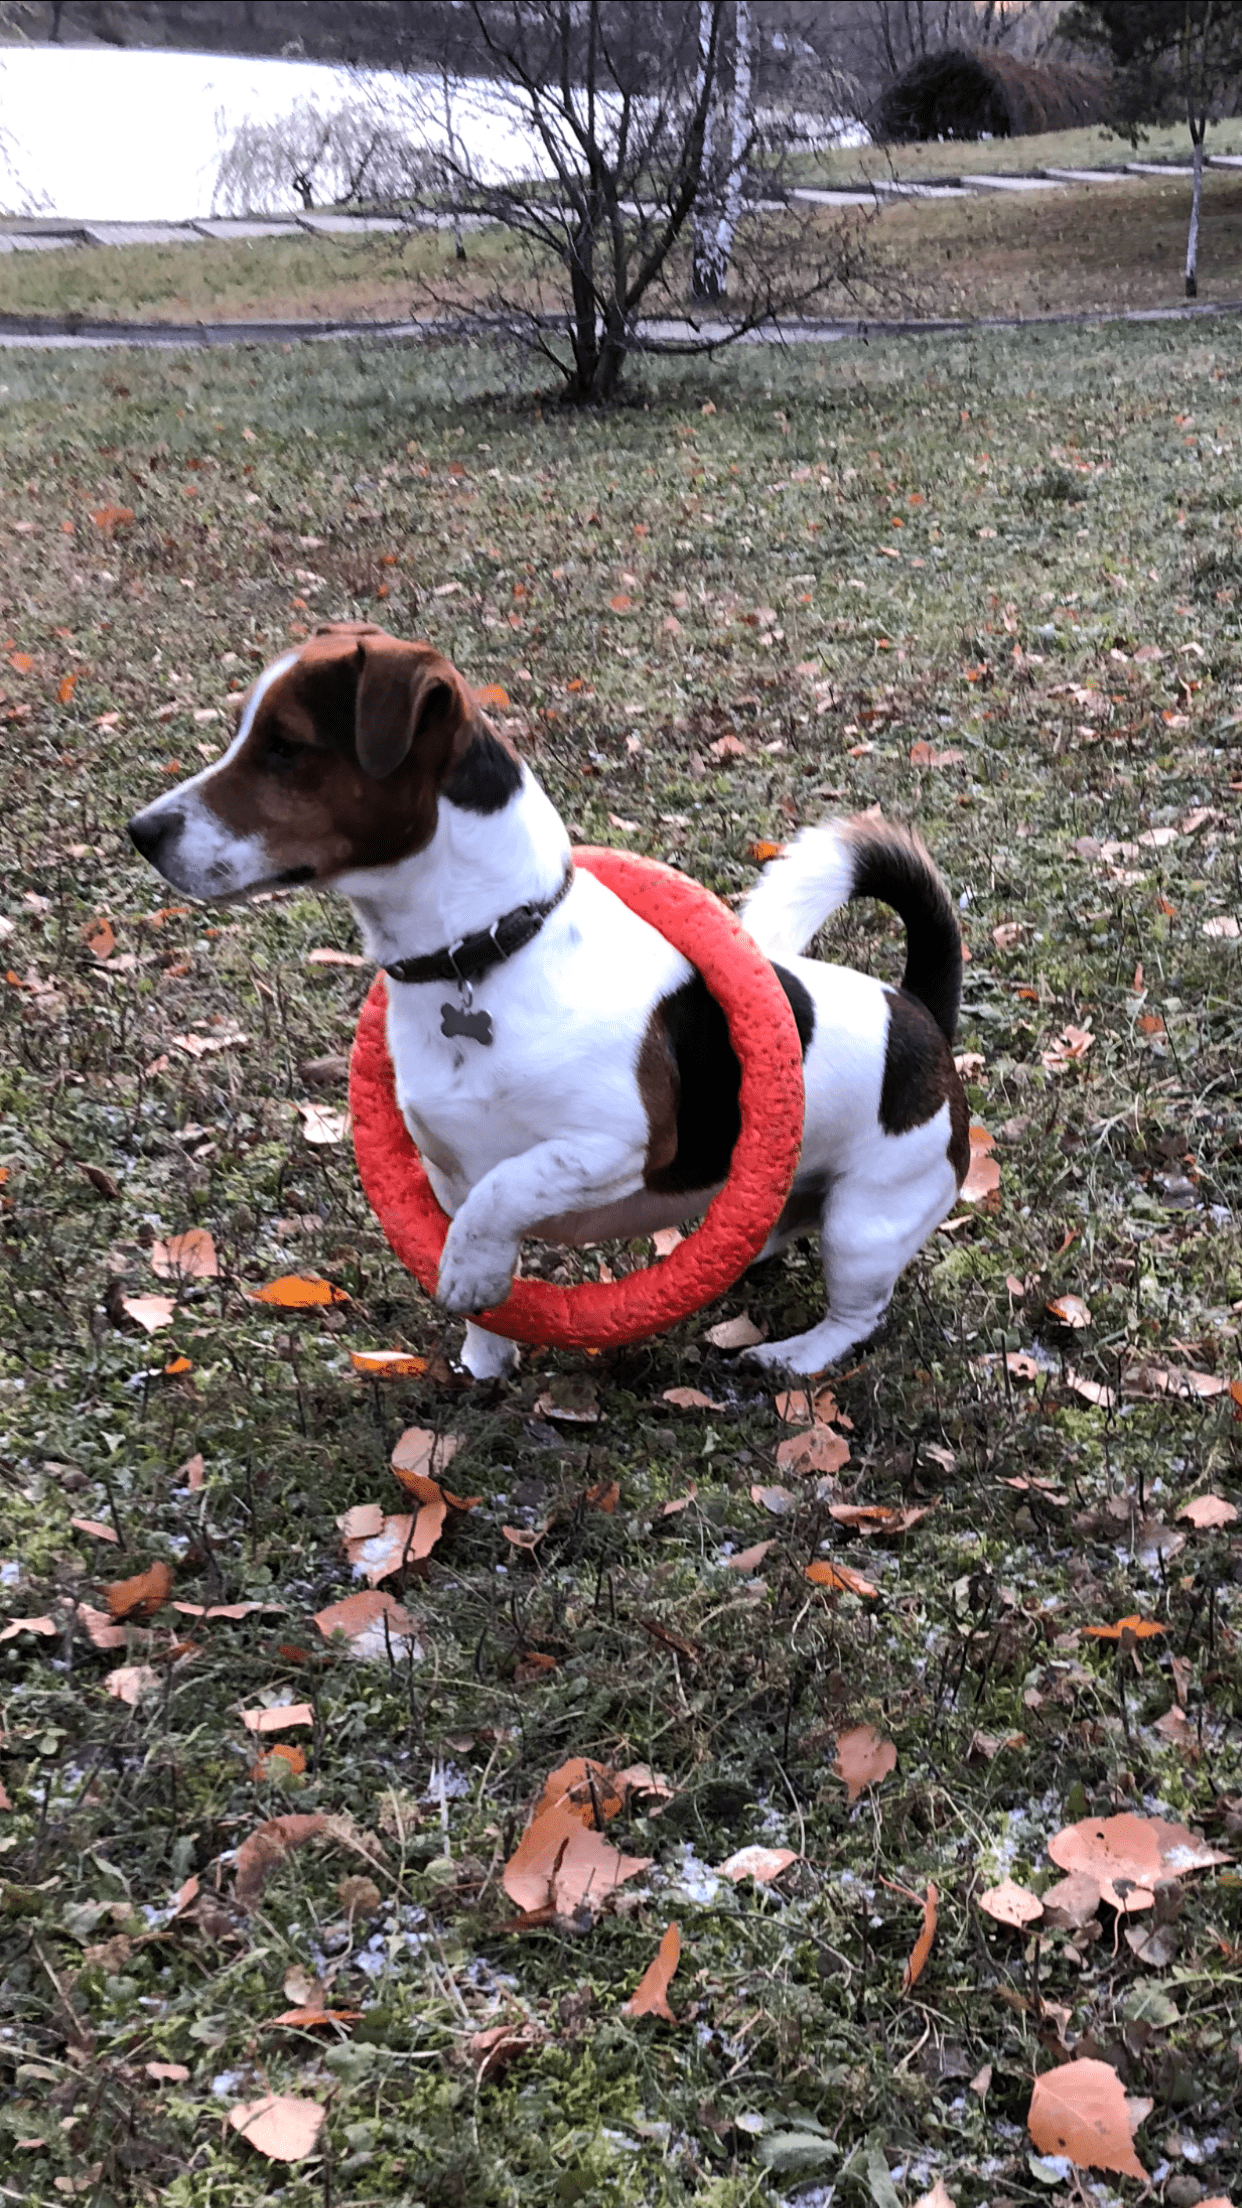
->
[0,45,534,221]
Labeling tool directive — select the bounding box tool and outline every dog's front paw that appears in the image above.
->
[437,1230,517,1315]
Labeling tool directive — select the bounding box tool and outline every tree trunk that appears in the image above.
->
[1185,121,1204,298]
[712,0,752,299]
[691,1,722,301]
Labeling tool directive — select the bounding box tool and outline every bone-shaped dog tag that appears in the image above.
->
[440,1000,494,1046]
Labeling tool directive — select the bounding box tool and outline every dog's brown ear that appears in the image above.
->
[354,640,469,781]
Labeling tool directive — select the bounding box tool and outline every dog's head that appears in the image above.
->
[127,623,519,901]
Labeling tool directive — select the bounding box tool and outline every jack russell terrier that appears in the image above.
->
[128,622,968,1379]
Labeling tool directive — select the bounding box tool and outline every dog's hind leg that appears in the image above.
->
[461,1320,520,1381]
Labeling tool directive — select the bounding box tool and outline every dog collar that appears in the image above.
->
[383,863,574,990]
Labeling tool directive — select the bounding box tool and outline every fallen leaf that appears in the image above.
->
[349,1349,429,1377]
[661,1485,697,1516]
[78,1161,121,1199]
[469,2022,539,2080]
[708,733,747,759]
[902,1882,938,1991]
[1047,1812,1228,1915]
[833,1724,897,1801]
[1046,1293,1091,1329]
[305,946,368,967]
[1027,2057,1147,2180]
[390,1426,462,1485]
[179,1453,205,1490]
[806,1560,879,1598]
[249,1274,349,1307]
[717,1845,798,1884]
[70,1516,119,1543]
[623,1923,681,2019]
[828,1501,934,1536]
[145,2062,190,2083]
[77,1604,126,1649]
[105,1560,173,1621]
[914,2183,957,2208]
[704,1312,764,1350]
[1081,1615,1164,1642]
[727,1540,775,1572]
[502,1800,650,1915]
[104,1662,161,1705]
[343,1512,419,1582]
[532,1389,599,1425]
[534,1757,624,1827]
[234,1812,328,1911]
[991,922,1025,951]
[81,914,114,960]
[265,2005,362,2029]
[661,1386,723,1410]
[749,839,783,862]
[296,1102,348,1145]
[1202,914,1240,939]
[0,1613,58,1642]
[90,503,134,532]
[778,1427,850,1477]
[477,682,511,709]
[151,1229,217,1281]
[910,741,965,767]
[240,1703,314,1734]
[1005,1352,1041,1381]
[585,1479,619,1511]
[1177,1493,1238,1528]
[313,1590,420,1658]
[979,1877,1043,1928]
[227,2093,326,2163]
[751,1482,797,1514]
[120,1294,177,1334]
[652,1226,683,1257]
[1041,1871,1102,1929]
[959,1124,1000,1203]
[254,1743,307,1779]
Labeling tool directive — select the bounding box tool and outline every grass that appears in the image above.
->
[4,160,1242,332]
[1,318,1241,2207]
[799,117,1242,184]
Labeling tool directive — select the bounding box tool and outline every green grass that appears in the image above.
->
[1,321,1241,2206]
[800,116,1242,183]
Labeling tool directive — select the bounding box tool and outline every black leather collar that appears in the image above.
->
[383,864,574,988]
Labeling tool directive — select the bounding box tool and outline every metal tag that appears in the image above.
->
[440,1000,494,1046]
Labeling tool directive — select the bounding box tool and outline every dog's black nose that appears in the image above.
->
[128,808,181,863]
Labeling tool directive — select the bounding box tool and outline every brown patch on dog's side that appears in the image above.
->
[880,987,969,1180]
[197,629,485,884]
[636,1006,680,1182]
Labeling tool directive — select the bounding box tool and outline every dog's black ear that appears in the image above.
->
[354,640,470,781]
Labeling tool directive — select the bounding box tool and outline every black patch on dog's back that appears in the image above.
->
[880,986,969,1178]
[442,726,523,813]
[647,962,815,1195]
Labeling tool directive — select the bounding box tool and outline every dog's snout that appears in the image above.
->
[128,807,182,863]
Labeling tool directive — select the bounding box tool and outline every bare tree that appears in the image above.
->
[372,0,863,404]
[214,96,434,215]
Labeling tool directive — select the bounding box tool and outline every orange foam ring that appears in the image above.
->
[349,846,805,1350]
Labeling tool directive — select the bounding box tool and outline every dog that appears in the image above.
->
[128,622,968,1378]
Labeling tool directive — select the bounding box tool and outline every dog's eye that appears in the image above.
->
[263,733,305,771]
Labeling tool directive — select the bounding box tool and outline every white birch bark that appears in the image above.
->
[712,0,753,293]
[1186,126,1204,297]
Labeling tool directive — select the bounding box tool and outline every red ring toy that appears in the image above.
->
[349,847,804,1351]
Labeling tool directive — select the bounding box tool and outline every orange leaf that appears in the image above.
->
[58,672,78,706]
[609,593,634,612]
[806,1559,878,1598]
[1046,1811,1227,1915]
[623,1923,681,2020]
[254,1742,307,1779]
[8,650,33,674]
[726,1539,774,1572]
[313,1590,419,1653]
[833,1723,897,1801]
[390,1425,461,1483]
[250,1274,348,1307]
[71,1515,119,1544]
[778,1428,850,1477]
[120,1294,176,1333]
[477,682,510,709]
[902,1882,938,1991]
[151,1229,218,1281]
[163,1355,193,1376]
[717,1845,798,1884]
[1046,1293,1091,1329]
[502,1799,651,1914]
[234,1812,327,1911]
[349,1349,428,1378]
[146,2061,190,2082]
[342,1512,418,1583]
[534,1757,624,1827]
[105,1560,174,1621]
[227,2093,326,2163]
[265,2005,361,2029]
[978,1877,1043,1929]
[1080,1615,1164,1641]
[1177,1493,1238,1528]
[1027,2057,1147,2180]
[305,946,368,967]
[81,914,114,960]
[90,504,134,532]
[241,1702,314,1736]
[0,1613,58,1642]
[104,1662,161,1704]
[661,1386,723,1410]
[959,1123,1000,1204]
[749,840,783,862]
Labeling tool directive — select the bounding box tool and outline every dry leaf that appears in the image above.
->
[902,1882,938,1991]
[227,2093,326,2163]
[240,1703,314,1734]
[77,1604,126,1649]
[914,2184,957,2208]
[234,1812,328,1911]
[1081,1615,1164,1642]
[151,1229,217,1281]
[1041,1871,1102,1929]
[532,1389,599,1425]
[0,1613,57,1643]
[623,1923,681,2020]
[470,2022,539,2080]
[1047,1812,1228,1915]
[305,946,368,967]
[806,1560,879,1598]
[1027,2057,1147,2180]
[1202,914,1240,939]
[145,2061,190,2083]
[179,1453,205,1490]
[704,1312,764,1350]
[81,915,114,961]
[254,1743,307,1780]
[960,1124,1000,1203]
[477,682,511,709]
[778,1427,850,1477]
[337,1502,384,1541]
[1178,1493,1238,1528]
[661,1386,723,1410]
[349,1349,429,1378]
[343,1512,419,1583]
[266,2004,361,2029]
[390,1427,462,1483]
[833,1724,896,1801]
[1046,1293,1091,1329]
[727,1540,774,1572]
[296,1102,348,1145]
[979,1877,1043,1929]
[717,1845,797,1884]
[751,1482,796,1514]
[71,1516,119,1543]
[1005,1352,1041,1381]
[828,1501,934,1536]
[313,1590,420,1658]
[104,1662,161,1705]
[250,1275,349,1307]
[502,1800,650,1915]
[652,1226,684,1257]
[106,1560,173,1621]
[120,1295,177,1334]
[534,1758,624,1827]
[909,741,965,768]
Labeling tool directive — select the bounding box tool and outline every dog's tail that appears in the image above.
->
[741,812,963,1045]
